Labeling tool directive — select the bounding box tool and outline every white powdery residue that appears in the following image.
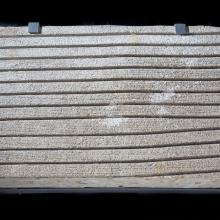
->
[150,91,175,103]
[105,104,117,117]
[0,154,6,161]
[103,100,127,127]
[104,117,125,128]
[184,58,198,68]
[192,81,201,85]
[157,106,169,115]
[106,104,117,110]
[108,99,118,106]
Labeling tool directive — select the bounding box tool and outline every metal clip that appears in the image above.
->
[175,23,189,35]
[28,22,41,34]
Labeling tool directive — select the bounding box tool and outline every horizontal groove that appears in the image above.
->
[1,170,220,179]
[0,103,219,108]
[0,33,178,38]
[0,127,219,138]
[0,115,220,121]
[1,141,219,151]
[2,54,220,61]
[2,43,220,49]
[0,78,220,84]
[2,66,220,73]
[0,32,220,38]
[0,90,219,96]
[131,169,220,178]
[2,155,220,165]
[2,33,220,39]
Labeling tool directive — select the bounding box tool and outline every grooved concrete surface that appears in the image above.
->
[0,25,219,188]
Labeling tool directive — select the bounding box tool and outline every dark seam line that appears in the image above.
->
[2,32,220,38]
[1,155,220,165]
[0,127,219,137]
[2,66,220,72]
[1,170,220,179]
[1,140,220,151]
[0,78,220,83]
[2,54,220,60]
[0,115,220,121]
[110,170,220,178]
[0,90,219,96]
[2,43,220,49]
[0,103,219,108]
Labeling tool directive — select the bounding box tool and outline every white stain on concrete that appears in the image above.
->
[151,91,175,103]
[102,102,126,127]
[104,117,125,127]
[157,106,169,115]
